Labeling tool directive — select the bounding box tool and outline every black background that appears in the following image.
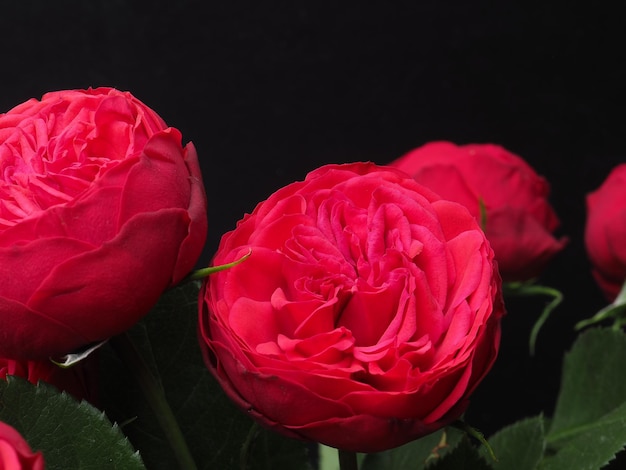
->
[2,0,625,460]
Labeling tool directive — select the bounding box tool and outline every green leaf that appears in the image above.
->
[0,376,144,470]
[539,327,626,469]
[481,416,545,470]
[359,427,464,470]
[99,281,313,470]
[541,403,626,470]
[548,328,626,436]
[427,437,492,470]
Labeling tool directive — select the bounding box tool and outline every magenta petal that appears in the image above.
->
[0,237,95,304]
[0,296,85,360]
[171,142,207,284]
[26,209,189,348]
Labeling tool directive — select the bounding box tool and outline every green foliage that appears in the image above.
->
[360,327,626,470]
[5,284,626,470]
[427,437,492,470]
[481,416,545,470]
[539,328,626,469]
[0,376,144,470]
[356,427,464,470]
[478,327,626,470]
[98,281,313,470]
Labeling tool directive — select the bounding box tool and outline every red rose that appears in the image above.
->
[585,164,626,301]
[390,141,567,281]
[0,421,44,470]
[1,356,99,404]
[199,163,504,452]
[0,88,207,360]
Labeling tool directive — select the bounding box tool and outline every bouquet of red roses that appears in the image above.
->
[1,88,624,470]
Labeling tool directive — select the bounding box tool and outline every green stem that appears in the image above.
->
[109,333,198,470]
[503,283,563,355]
[239,421,261,470]
[451,420,497,462]
[338,449,358,470]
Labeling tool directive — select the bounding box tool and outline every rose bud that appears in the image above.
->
[389,141,567,282]
[0,421,45,470]
[0,87,207,360]
[585,164,626,301]
[199,163,504,453]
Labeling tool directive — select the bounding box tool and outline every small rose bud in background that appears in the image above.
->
[389,141,567,282]
[585,164,626,301]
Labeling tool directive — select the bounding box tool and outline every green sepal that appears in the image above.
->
[184,247,252,281]
[50,339,108,368]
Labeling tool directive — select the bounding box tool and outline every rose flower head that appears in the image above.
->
[0,87,207,360]
[390,141,567,282]
[585,163,626,301]
[199,163,504,453]
[0,421,44,470]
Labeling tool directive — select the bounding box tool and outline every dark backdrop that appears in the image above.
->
[2,0,625,452]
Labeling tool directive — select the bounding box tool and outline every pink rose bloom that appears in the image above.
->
[199,163,504,452]
[585,164,626,301]
[0,87,207,360]
[390,141,567,281]
[0,421,44,470]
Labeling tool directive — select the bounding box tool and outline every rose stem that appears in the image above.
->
[338,449,358,470]
[109,332,198,470]
[239,421,261,470]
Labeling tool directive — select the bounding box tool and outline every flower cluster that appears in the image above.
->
[1,88,624,470]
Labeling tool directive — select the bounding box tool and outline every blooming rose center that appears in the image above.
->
[224,172,493,398]
[266,193,440,376]
[0,103,134,229]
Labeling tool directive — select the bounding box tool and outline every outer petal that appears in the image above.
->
[24,209,189,358]
[171,142,208,284]
[0,296,86,360]
[487,208,567,281]
[585,164,626,300]
[0,237,95,304]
